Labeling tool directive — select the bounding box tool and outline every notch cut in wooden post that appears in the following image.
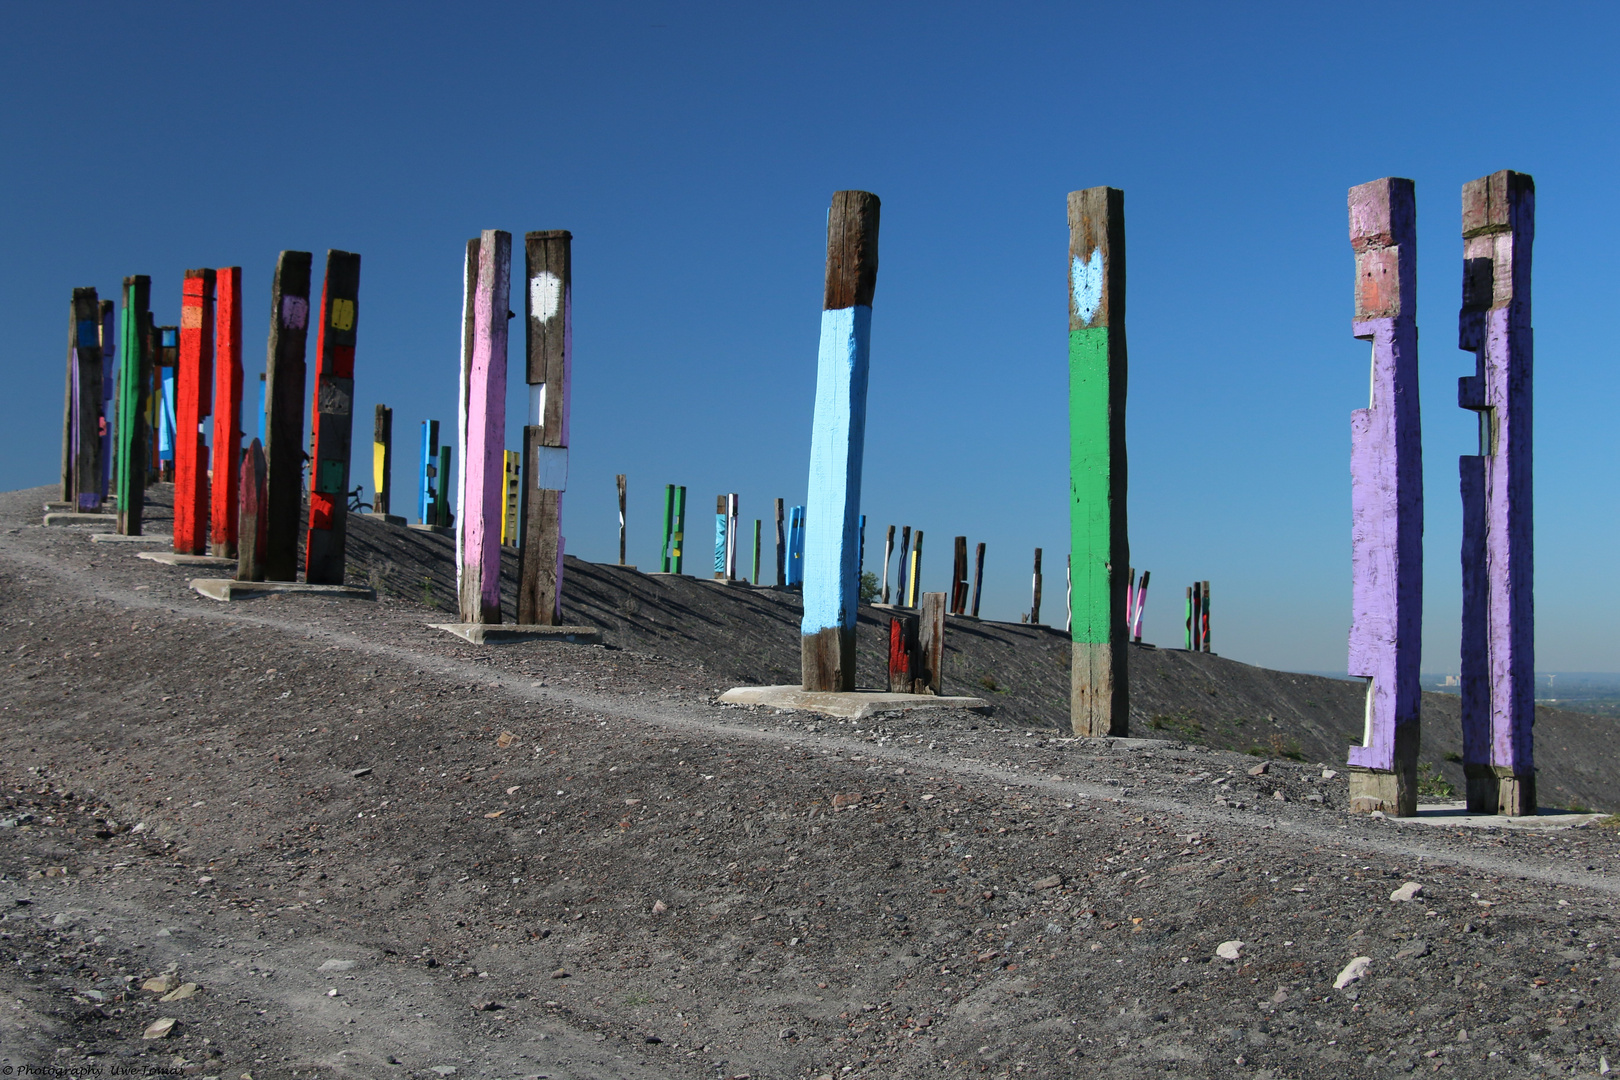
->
[918,592,946,695]
[1458,170,1535,817]
[1343,177,1422,817]
[211,267,243,557]
[115,276,153,535]
[800,192,880,691]
[459,231,511,624]
[263,252,313,581]
[174,269,215,555]
[520,229,572,624]
[305,250,362,586]
[1067,186,1129,736]
[373,405,393,517]
[237,439,267,582]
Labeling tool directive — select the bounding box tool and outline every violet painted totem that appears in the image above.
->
[457,230,511,624]
[1458,171,1536,817]
[1344,178,1423,815]
[801,191,880,691]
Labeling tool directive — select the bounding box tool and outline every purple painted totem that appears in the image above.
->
[1457,171,1536,816]
[1345,178,1423,815]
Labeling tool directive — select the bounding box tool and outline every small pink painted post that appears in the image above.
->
[456,230,511,624]
[1345,177,1423,817]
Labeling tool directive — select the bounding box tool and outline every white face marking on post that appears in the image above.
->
[529,384,545,426]
[1071,248,1103,326]
[530,273,562,322]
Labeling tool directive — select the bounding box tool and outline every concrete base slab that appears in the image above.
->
[43,512,117,526]
[718,685,990,721]
[137,551,238,568]
[191,579,376,602]
[1385,802,1604,831]
[46,499,117,513]
[364,512,408,526]
[89,533,171,544]
[429,623,603,645]
[408,523,451,535]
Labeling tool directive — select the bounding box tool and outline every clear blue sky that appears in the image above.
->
[4,2,1616,674]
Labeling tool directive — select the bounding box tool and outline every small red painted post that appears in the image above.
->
[304,252,361,585]
[211,267,243,557]
[887,613,918,693]
[174,270,215,554]
[236,439,267,582]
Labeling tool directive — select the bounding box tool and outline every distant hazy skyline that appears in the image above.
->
[3,2,1617,674]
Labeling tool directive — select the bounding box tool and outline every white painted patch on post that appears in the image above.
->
[533,446,568,491]
[1071,247,1103,326]
[530,273,562,323]
[529,384,546,426]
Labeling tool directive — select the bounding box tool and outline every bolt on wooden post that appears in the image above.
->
[520,230,572,624]
[1458,170,1536,817]
[211,267,243,558]
[263,252,313,581]
[174,269,215,555]
[1343,178,1423,816]
[1067,187,1130,737]
[115,276,153,535]
[373,405,393,517]
[458,230,511,624]
[305,251,361,586]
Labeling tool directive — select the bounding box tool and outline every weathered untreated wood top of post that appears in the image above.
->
[1068,188,1125,332]
[823,192,880,310]
[525,230,572,447]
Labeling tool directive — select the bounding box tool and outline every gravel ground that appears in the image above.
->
[4,484,1620,1079]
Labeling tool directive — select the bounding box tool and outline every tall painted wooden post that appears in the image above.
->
[1184,586,1193,649]
[68,289,105,510]
[774,498,786,585]
[60,298,75,502]
[1458,170,1536,816]
[1131,570,1149,642]
[174,269,215,555]
[211,267,243,558]
[419,420,435,523]
[661,484,675,571]
[156,328,178,481]
[1343,178,1423,815]
[857,513,866,580]
[894,526,910,605]
[458,230,511,624]
[256,373,266,442]
[1068,187,1130,736]
[951,536,968,615]
[435,445,452,527]
[1028,546,1042,625]
[520,230,572,625]
[1201,581,1211,652]
[728,494,741,580]
[1190,582,1203,651]
[616,474,627,565]
[971,542,986,618]
[881,525,895,604]
[907,530,924,608]
[713,495,728,579]
[305,250,361,585]
[115,276,152,535]
[263,251,313,581]
[918,592,947,694]
[752,519,762,583]
[787,505,805,587]
[236,439,267,582]
[672,486,686,573]
[373,405,393,517]
[97,300,115,504]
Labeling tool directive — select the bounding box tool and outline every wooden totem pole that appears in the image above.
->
[1067,187,1129,737]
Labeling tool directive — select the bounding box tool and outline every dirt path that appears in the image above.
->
[3,485,1619,1079]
